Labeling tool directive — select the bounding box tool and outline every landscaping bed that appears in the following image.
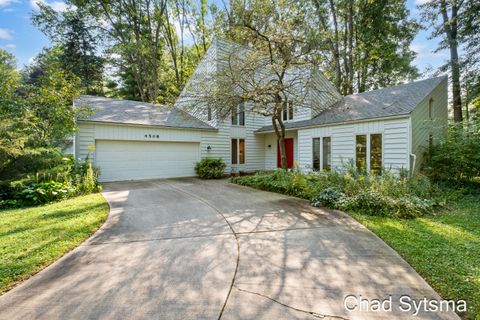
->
[0,193,108,294]
[231,170,479,319]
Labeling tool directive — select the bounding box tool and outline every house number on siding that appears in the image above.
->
[145,134,160,138]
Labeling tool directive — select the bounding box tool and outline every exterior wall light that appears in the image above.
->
[207,145,212,151]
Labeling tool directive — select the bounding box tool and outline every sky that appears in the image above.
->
[0,0,449,79]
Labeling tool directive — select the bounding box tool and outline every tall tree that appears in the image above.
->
[419,0,467,122]
[183,0,340,169]
[310,0,418,95]
[32,3,104,95]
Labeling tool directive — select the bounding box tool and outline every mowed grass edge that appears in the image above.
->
[0,193,109,294]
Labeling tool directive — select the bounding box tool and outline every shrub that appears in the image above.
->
[0,147,66,181]
[72,157,102,194]
[14,181,75,206]
[0,154,101,208]
[232,169,442,218]
[195,158,226,179]
[311,188,342,208]
[423,120,480,183]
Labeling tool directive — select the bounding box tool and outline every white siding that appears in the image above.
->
[75,122,95,161]
[245,112,266,171]
[201,120,231,172]
[411,77,448,172]
[297,117,411,173]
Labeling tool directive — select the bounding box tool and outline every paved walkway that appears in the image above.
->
[0,179,459,319]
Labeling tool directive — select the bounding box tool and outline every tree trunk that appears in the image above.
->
[348,0,354,94]
[272,103,288,170]
[440,0,463,122]
[324,0,341,91]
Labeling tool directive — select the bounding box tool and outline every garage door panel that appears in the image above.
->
[95,140,200,182]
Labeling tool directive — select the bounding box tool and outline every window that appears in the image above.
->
[312,137,331,171]
[370,134,382,175]
[207,106,212,121]
[313,138,320,170]
[356,135,367,173]
[356,134,382,174]
[282,101,294,121]
[232,102,245,126]
[322,137,331,171]
[231,139,245,164]
[429,98,434,119]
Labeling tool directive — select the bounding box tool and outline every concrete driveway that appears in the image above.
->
[0,179,459,319]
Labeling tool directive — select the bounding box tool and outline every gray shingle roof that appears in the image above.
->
[76,95,215,130]
[256,76,447,132]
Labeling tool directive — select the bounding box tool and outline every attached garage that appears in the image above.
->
[74,95,216,182]
[95,140,200,182]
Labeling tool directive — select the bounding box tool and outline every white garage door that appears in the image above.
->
[95,140,200,182]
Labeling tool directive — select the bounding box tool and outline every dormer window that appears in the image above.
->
[282,100,294,121]
[232,102,245,126]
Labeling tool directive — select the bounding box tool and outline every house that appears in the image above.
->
[74,39,448,182]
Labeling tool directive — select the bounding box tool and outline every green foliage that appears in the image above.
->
[423,121,480,182]
[352,194,480,319]
[72,157,102,194]
[232,169,443,218]
[0,148,67,181]
[0,148,101,208]
[311,188,342,208]
[13,181,75,206]
[195,158,226,179]
[0,49,20,98]
[0,193,108,294]
[32,5,104,94]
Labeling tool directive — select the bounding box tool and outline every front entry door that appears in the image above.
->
[277,138,294,169]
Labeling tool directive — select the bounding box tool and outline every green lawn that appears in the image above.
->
[351,195,480,319]
[0,193,109,294]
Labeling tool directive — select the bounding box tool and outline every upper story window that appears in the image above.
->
[207,106,212,121]
[282,100,294,121]
[232,102,245,126]
[429,98,434,119]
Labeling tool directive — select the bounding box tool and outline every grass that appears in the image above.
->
[350,194,480,319]
[0,193,109,294]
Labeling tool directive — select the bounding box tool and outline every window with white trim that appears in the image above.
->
[312,137,331,171]
[282,100,294,121]
[231,138,245,164]
[231,102,245,126]
[355,134,382,174]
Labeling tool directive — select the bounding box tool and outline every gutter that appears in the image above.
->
[255,114,411,134]
[76,119,218,132]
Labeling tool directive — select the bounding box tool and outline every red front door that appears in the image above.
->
[277,138,294,169]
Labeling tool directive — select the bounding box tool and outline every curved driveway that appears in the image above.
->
[0,179,459,319]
